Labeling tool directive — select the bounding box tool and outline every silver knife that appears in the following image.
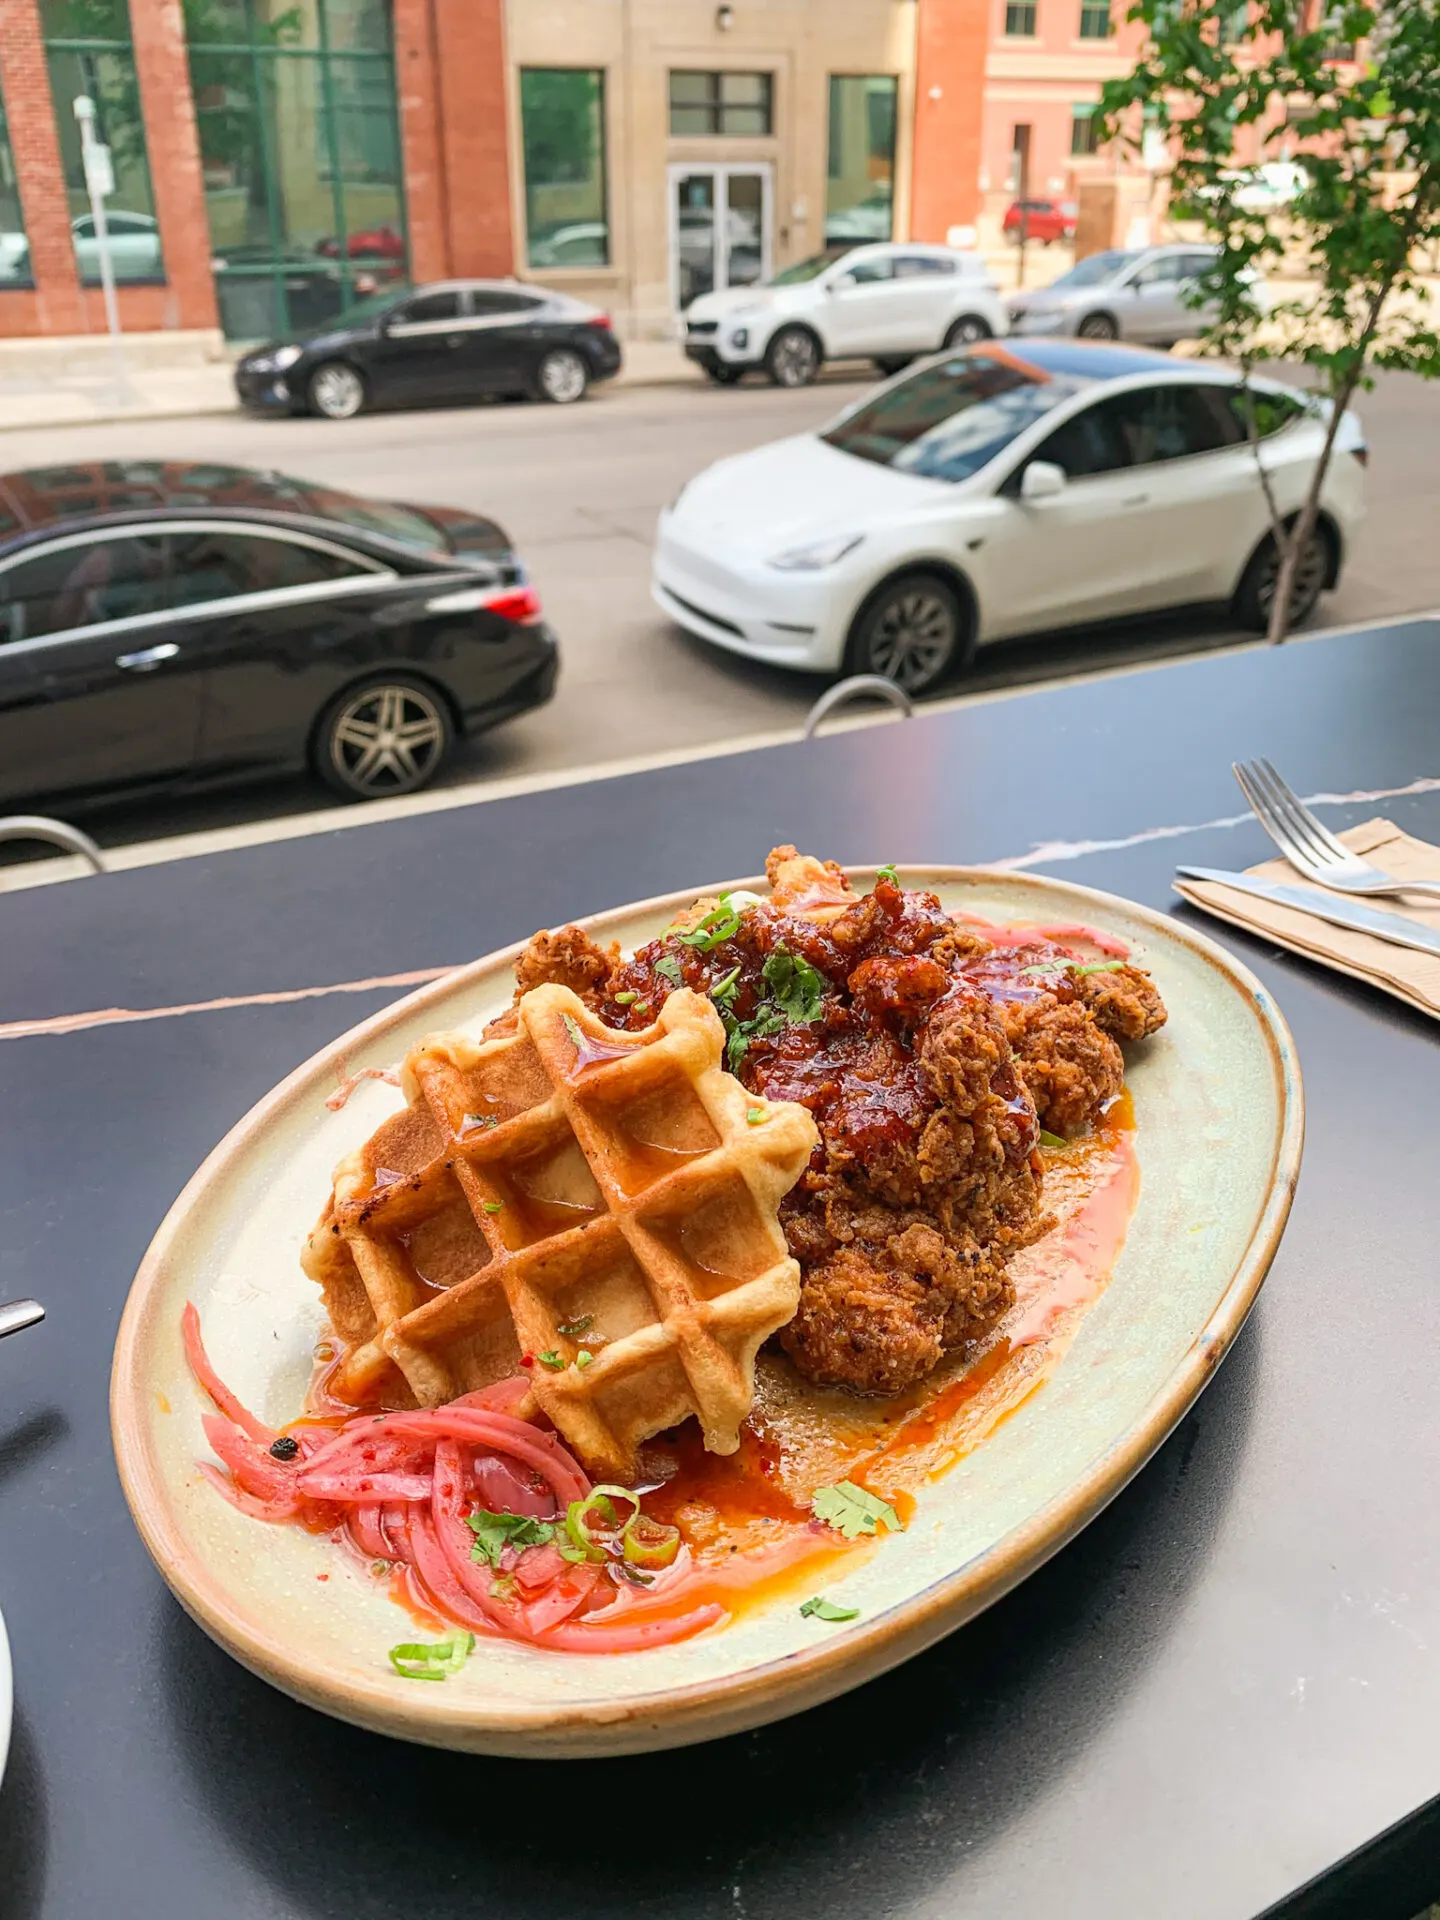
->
[1175,867,1440,960]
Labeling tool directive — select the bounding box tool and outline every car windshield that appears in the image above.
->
[767,251,846,286]
[287,482,446,552]
[822,351,1084,484]
[1048,250,1140,289]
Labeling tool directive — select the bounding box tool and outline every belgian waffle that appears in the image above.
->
[302,984,818,1477]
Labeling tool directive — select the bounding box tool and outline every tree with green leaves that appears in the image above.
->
[1100,0,1440,642]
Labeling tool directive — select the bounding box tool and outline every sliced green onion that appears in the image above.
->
[676,902,742,951]
[483,1200,504,1213]
[388,1634,475,1680]
[461,1112,498,1131]
[614,990,639,1006]
[1073,960,1126,976]
[557,1314,593,1336]
[621,1511,681,1569]
[562,1012,584,1050]
[537,1350,564,1370]
[746,1107,764,1125]
[576,1349,594,1369]
[1038,1129,1068,1150]
[565,1485,640,1561]
[874,864,899,886]
[709,965,741,1004]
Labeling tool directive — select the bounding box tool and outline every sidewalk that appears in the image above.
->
[0,335,706,433]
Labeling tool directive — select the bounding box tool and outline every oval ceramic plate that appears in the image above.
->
[112,867,1302,1757]
[0,1604,11,1788]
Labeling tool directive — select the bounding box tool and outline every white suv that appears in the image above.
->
[682,242,1009,389]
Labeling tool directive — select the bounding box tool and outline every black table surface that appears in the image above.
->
[3,620,1439,1920]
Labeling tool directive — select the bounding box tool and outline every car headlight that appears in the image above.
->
[272,344,303,371]
[768,533,864,571]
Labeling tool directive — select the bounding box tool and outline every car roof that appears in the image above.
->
[994,339,1199,381]
[0,461,403,541]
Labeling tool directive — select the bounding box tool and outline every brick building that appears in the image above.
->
[0,0,992,348]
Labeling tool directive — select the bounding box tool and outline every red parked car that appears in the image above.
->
[1002,199,1077,244]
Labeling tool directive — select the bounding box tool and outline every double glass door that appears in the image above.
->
[670,165,771,310]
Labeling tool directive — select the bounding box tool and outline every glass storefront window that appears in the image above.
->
[186,0,407,341]
[40,0,163,285]
[0,74,32,288]
[825,75,896,246]
[520,69,609,270]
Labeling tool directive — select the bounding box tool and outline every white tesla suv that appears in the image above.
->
[681,242,1010,389]
[653,340,1366,692]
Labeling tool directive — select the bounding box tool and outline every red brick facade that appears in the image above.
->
[912,0,989,242]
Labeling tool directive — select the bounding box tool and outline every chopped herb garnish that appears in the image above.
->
[1073,960,1126,976]
[1020,962,1067,979]
[466,1509,557,1567]
[614,990,639,1006]
[483,1199,504,1213]
[489,1574,518,1601]
[462,1112,498,1131]
[562,1012,584,1050]
[558,1542,591,1563]
[747,1107,764,1125]
[675,901,743,951]
[576,1349,594,1369]
[799,1595,860,1622]
[874,864,899,886]
[557,1314,594,1337]
[709,965,741,1005]
[537,1350,565,1370]
[1020,958,1126,980]
[370,1558,391,1577]
[268,1435,300,1461]
[1038,1129,1069,1150]
[388,1634,475,1681]
[762,946,826,1024]
[654,954,683,989]
[811,1480,902,1540]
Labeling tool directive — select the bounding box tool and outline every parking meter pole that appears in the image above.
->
[73,96,127,390]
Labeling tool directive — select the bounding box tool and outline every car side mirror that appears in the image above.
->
[1020,460,1067,501]
[828,271,856,292]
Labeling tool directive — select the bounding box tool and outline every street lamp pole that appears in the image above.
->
[73,94,128,391]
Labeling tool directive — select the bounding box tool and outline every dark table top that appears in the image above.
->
[3,620,1439,1920]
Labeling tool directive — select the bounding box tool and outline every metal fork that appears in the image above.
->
[1233,759,1440,901]
[0,1300,43,1340]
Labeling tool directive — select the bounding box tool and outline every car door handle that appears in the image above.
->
[115,641,179,670]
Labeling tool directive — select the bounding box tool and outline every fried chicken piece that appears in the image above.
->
[511,925,619,1004]
[764,845,858,920]
[1000,997,1126,1138]
[1075,963,1168,1043]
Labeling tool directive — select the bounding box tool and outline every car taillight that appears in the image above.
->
[587,313,612,330]
[485,584,543,625]
[1350,445,1369,467]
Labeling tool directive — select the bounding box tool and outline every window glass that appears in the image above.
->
[296,488,445,552]
[1051,248,1139,288]
[894,253,954,278]
[1005,2,1038,33]
[185,0,408,342]
[845,254,894,285]
[1028,403,1130,479]
[1,533,169,641]
[1101,385,1244,466]
[169,530,362,606]
[0,83,32,287]
[823,354,1083,483]
[668,71,773,137]
[1079,0,1113,35]
[399,291,461,324]
[768,248,847,286]
[470,290,544,316]
[825,76,896,246]
[1227,385,1306,439]
[41,0,163,285]
[1071,105,1101,156]
[521,69,608,270]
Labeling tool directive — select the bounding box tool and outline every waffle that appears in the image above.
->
[302,984,819,1478]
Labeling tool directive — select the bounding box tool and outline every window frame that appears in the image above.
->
[1070,105,1101,156]
[1078,0,1113,35]
[667,70,774,138]
[0,83,30,287]
[1004,2,1039,36]
[519,67,611,272]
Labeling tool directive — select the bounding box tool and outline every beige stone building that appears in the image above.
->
[501,0,925,338]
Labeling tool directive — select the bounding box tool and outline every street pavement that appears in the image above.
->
[0,364,1436,865]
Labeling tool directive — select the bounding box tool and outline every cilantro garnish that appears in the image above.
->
[711,942,827,1074]
[799,1595,860,1622]
[811,1480,901,1539]
[388,1633,476,1681]
[654,955,683,988]
[576,1349,594,1369]
[557,1314,593,1337]
[466,1510,556,1567]
[762,947,826,1024]
[537,1350,565,1370]
[874,864,899,886]
[562,1012,584,1050]
[1038,1129,1068,1150]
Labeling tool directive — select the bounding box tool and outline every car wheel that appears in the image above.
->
[1076,312,1119,341]
[307,360,366,420]
[943,314,993,349]
[535,347,590,404]
[1232,524,1333,632]
[764,326,822,388]
[705,363,746,386]
[845,571,966,696]
[314,677,454,801]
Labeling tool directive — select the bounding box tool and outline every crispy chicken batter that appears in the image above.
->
[504,851,1167,1396]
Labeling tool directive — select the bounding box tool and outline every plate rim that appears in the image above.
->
[111,865,1304,1753]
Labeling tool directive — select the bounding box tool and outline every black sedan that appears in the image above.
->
[0,461,558,808]
[235,280,623,419]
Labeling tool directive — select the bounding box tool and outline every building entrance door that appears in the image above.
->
[669,165,772,311]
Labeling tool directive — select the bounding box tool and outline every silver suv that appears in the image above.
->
[1007,245,1225,347]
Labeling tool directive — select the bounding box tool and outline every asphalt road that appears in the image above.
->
[0,364,1435,856]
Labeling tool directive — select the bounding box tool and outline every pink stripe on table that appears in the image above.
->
[0,966,460,1043]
